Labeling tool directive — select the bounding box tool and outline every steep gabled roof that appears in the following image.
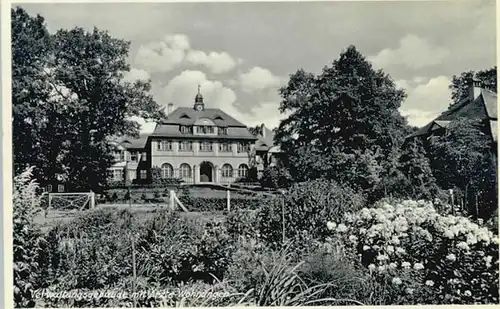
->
[111,135,149,149]
[160,107,247,127]
[255,125,280,152]
[407,89,497,141]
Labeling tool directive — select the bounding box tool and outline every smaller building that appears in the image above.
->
[107,135,149,184]
[254,124,286,175]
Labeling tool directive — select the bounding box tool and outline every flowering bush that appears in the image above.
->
[326,199,499,304]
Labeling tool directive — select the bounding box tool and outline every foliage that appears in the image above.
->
[256,179,366,248]
[429,118,496,218]
[275,46,412,199]
[326,199,499,304]
[259,166,294,189]
[449,67,497,106]
[13,167,43,308]
[179,195,268,212]
[11,7,165,190]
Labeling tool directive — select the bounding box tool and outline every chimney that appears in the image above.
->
[468,77,483,102]
[167,102,174,115]
[260,123,266,137]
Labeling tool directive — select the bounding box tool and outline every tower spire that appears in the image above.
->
[194,84,204,110]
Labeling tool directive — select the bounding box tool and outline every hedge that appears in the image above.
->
[178,196,270,212]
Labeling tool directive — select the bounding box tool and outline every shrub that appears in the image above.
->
[13,167,43,308]
[178,196,268,212]
[326,199,499,304]
[226,210,260,239]
[259,166,294,189]
[256,179,366,247]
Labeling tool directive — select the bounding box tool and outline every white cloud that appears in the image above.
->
[135,33,239,74]
[135,34,190,72]
[238,66,282,93]
[123,68,151,82]
[161,70,239,114]
[186,50,237,74]
[128,116,156,134]
[243,102,289,129]
[399,75,452,127]
[369,34,450,70]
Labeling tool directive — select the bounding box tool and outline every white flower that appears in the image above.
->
[413,263,424,270]
[378,265,387,272]
[363,245,371,251]
[446,253,457,262]
[389,262,397,269]
[391,236,401,245]
[386,245,394,254]
[401,261,411,269]
[444,229,454,239]
[392,277,402,285]
[396,247,406,255]
[377,254,389,261]
[464,290,472,297]
[405,288,414,295]
[466,233,478,245]
[326,221,337,231]
[349,235,358,243]
[425,280,434,287]
[368,264,376,272]
[457,241,470,251]
[337,223,348,233]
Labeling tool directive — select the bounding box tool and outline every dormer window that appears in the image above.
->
[214,115,224,121]
[180,125,192,134]
[180,114,191,119]
[218,127,228,135]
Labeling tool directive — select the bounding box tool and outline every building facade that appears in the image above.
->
[107,88,278,185]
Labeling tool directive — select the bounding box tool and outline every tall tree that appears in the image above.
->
[275,46,409,196]
[12,8,165,190]
[429,118,496,218]
[449,66,497,106]
[11,7,53,178]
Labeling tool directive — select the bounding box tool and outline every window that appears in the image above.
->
[238,164,249,178]
[200,141,213,152]
[130,151,138,162]
[58,184,65,193]
[114,169,123,181]
[179,141,193,151]
[157,140,173,151]
[221,164,233,178]
[161,163,174,178]
[179,164,192,178]
[141,152,147,162]
[196,125,215,134]
[140,170,147,179]
[238,142,250,153]
[119,151,126,162]
[219,142,232,152]
[218,127,228,135]
[180,125,192,134]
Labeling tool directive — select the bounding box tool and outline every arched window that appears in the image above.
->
[221,164,233,178]
[179,163,192,178]
[161,163,173,178]
[238,164,249,178]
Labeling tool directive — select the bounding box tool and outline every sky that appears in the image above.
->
[19,1,496,133]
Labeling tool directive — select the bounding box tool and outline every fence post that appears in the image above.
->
[227,189,231,212]
[90,191,95,209]
[131,236,137,307]
[169,190,175,210]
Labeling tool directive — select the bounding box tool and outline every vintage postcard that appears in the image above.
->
[4,0,499,308]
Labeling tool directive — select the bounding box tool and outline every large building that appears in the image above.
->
[107,88,285,185]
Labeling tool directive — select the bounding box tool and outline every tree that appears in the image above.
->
[12,7,165,190]
[275,46,409,196]
[429,118,496,218]
[11,8,53,179]
[449,67,497,106]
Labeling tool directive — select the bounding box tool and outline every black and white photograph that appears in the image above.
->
[7,0,499,307]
